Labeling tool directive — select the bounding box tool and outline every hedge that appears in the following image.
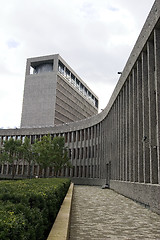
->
[0,178,71,240]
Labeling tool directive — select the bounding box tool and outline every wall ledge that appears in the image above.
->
[47,182,74,240]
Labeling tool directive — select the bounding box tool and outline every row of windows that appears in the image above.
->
[57,80,97,116]
[69,146,98,159]
[0,164,99,179]
[0,126,100,145]
[58,60,98,108]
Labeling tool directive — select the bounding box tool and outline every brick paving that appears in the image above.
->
[69,185,160,240]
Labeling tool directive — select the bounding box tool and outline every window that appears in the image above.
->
[71,73,75,85]
[66,68,71,80]
[84,87,87,96]
[33,63,53,74]
[58,61,65,75]
[80,83,83,93]
[95,99,98,108]
[76,79,80,89]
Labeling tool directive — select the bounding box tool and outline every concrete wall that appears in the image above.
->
[21,72,57,128]
[71,178,106,186]
[110,180,160,215]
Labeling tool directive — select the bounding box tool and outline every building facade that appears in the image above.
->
[21,54,98,128]
[0,1,160,214]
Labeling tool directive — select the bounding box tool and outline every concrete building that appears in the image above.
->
[21,54,98,128]
[0,1,160,214]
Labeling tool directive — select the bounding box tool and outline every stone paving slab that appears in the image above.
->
[69,186,160,240]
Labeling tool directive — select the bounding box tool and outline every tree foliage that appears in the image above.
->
[0,138,22,179]
[33,135,53,177]
[21,137,35,178]
[51,137,71,177]
[0,135,71,178]
[33,135,71,177]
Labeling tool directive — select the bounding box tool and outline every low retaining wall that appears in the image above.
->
[71,177,106,186]
[110,180,160,215]
[47,182,74,240]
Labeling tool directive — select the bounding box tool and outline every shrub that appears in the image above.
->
[0,178,71,240]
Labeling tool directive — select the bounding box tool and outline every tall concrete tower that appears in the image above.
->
[20,54,98,128]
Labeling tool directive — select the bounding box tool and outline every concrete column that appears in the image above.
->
[112,104,116,179]
[86,128,89,178]
[93,125,96,178]
[79,130,83,178]
[29,135,32,144]
[54,55,59,72]
[104,117,108,180]
[102,120,106,180]
[114,102,118,180]
[66,132,70,177]
[108,110,112,179]
[25,59,30,75]
[105,116,109,180]
[132,67,138,182]
[119,91,123,180]
[88,128,91,178]
[75,131,78,177]
[90,126,94,178]
[97,123,100,179]
[6,164,9,175]
[154,29,160,184]
[137,59,144,183]
[98,123,102,179]
[129,74,134,182]
[108,114,112,179]
[114,101,118,180]
[83,129,86,178]
[124,84,128,181]
[116,99,119,180]
[142,50,150,183]
[125,80,129,181]
[70,131,74,177]
[122,87,126,181]
[117,95,121,180]
[103,119,106,181]
[111,108,114,180]
[147,40,158,184]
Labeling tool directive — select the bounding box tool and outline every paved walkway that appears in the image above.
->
[69,186,160,240]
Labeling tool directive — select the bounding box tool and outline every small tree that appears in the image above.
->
[51,137,71,177]
[21,137,35,178]
[0,146,8,170]
[32,135,71,178]
[33,135,52,178]
[0,138,22,179]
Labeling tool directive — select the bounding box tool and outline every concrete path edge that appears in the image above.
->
[47,182,74,240]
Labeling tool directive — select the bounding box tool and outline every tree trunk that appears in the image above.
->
[28,162,31,178]
[12,163,15,179]
[44,167,47,178]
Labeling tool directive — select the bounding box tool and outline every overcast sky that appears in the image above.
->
[0,0,155,128]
